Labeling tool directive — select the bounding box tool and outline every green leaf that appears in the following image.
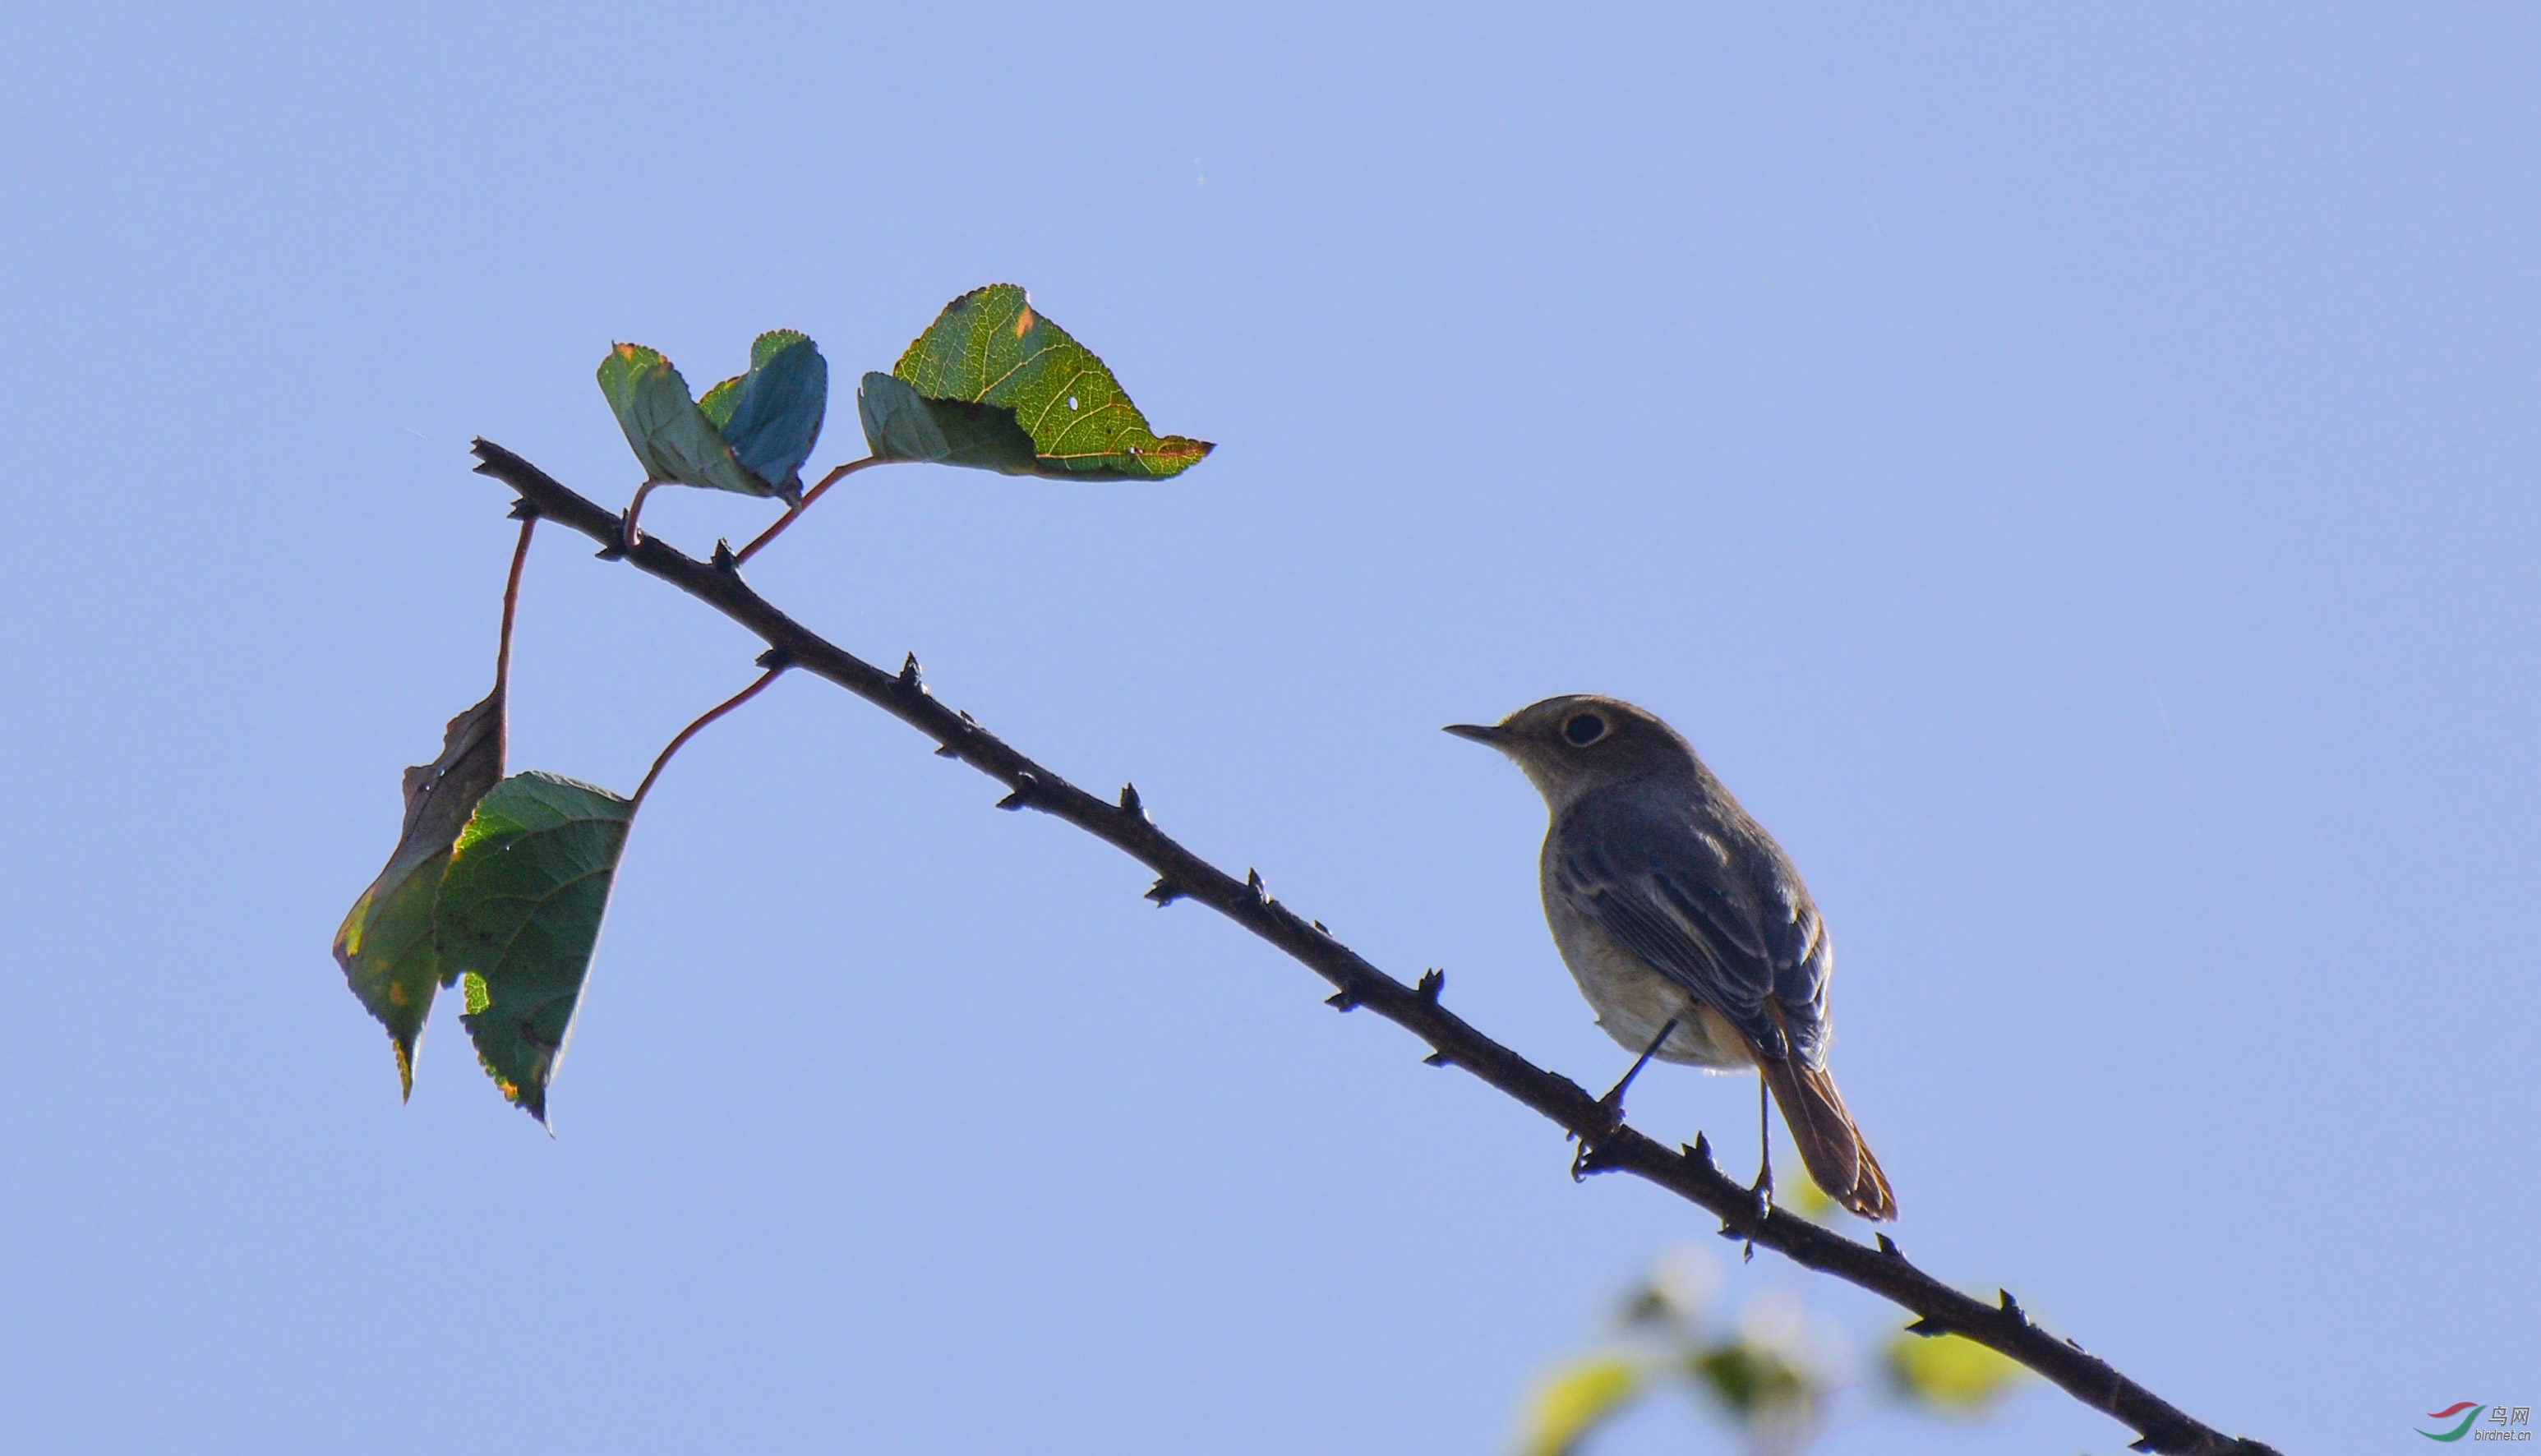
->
[1885,1329,2027,1415]
[332,686,505,1097]
[712,329,829,496]
[595,342,796,501]
[431,772,634,1122]
[855,372,1040,472]
[873,283,1212,479]
[1515,1356,1643,1456]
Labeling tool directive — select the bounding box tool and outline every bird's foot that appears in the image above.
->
[1741,1165,1773,1261]
[1592,1082,1631,1129]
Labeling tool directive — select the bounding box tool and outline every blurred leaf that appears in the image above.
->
[1644,1245,1721,1324]
[1692,1338,1816,1423]
[332,687,505,1097]
[1885,1329,2027,1414]
[856,372,1040,472]
[872,283,1212,479]
[432,772,633,1122]
[1515,1356,1644,1456]
[1786,1172,1836,1221]
[597,339,816,502]
[711,329,828,496]
[1616,1282,1678,1329]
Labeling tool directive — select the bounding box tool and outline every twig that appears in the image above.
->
[734,455,885,565]
[467,438,2282,1456]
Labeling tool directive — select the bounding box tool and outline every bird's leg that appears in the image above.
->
[1598,1017,1678,1118]
[1743,1074,1773,1262]
[1753,1073,1773,1200]
[1569,1018,1676,1182]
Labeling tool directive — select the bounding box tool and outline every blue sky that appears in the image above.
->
[1,5,2533,1453]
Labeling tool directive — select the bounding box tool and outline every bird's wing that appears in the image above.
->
[1550,790,1832,1066]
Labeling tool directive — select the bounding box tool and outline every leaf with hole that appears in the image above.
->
[597,333,828,502]
[864,283,1211,479]
[432,772,634,1122]
[333,686,505,1097]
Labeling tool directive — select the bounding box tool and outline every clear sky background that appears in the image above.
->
[2,5,2533,1454]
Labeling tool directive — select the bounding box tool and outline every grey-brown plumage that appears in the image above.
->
[1447,695,1895,1220]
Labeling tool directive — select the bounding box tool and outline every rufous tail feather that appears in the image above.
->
[1758,1057,1895,1221]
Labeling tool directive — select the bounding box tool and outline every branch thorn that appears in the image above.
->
[995,772,1038,810]
[1311,919,1329,933]
[1144,877,1183,907]
[1415,968,1445,1002]
[1324,989,1358,1011]
[1904,1315,1948,1338]
[1876,1233,1903,1258]
[1686,1131,1714,1170]
[754,647,794,670]
[1422,1050,1451,1068]
[710,538,740,571]
[505,499,541,521]
[1999,1289,2027,1325]
[2128,1440,2158,1454]
[898,652,925,692]
[935,744,962,758]
[1244,869,1268,905]
[1118,782,1145,818]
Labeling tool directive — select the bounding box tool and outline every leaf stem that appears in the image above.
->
[733,456,885,565]
[629,661,791,813]
[495,514,537,762]
[620,479,667,551]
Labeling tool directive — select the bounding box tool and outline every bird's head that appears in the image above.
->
[1445,695,1699,808]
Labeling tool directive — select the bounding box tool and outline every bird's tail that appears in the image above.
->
[1758,1057,1896,1221]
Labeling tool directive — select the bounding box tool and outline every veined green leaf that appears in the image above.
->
[333,687,505,1097]
[432,772,634,1122]
[870,283,1211,480]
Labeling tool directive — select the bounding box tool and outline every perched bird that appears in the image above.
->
[1447,695,1894,1220]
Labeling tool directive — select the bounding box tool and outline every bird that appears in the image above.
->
[1446,694,1894,1220]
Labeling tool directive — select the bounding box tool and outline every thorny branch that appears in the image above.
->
[469,438,2284,1456]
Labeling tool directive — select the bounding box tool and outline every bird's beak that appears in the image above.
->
[1442,722,1507,747]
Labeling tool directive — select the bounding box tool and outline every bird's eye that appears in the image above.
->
[1563,713,1607,746]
